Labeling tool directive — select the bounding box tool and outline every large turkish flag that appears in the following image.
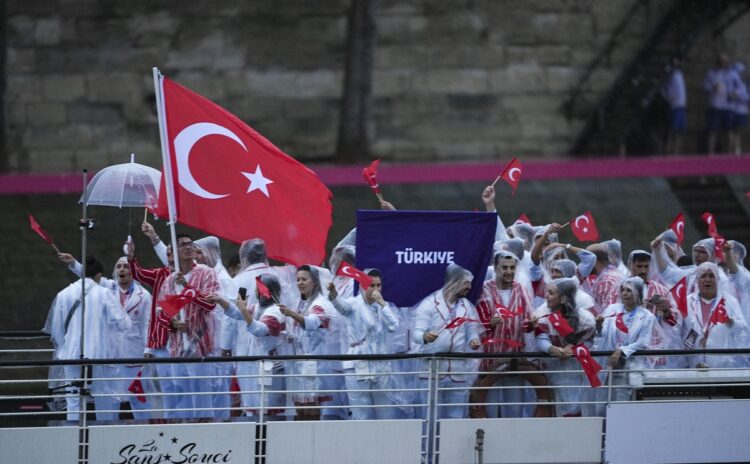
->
[154,77,333,266]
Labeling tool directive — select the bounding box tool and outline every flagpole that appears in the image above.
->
[153,68,191,353]
[78,168,89,439]
[152,67,180,276]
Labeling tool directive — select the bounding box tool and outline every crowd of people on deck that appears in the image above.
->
[44,185,750,423]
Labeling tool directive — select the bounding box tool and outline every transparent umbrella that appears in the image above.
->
[80,154,161,208]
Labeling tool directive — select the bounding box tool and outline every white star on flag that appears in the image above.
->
[242,165,274,197]
[583,227,588,233]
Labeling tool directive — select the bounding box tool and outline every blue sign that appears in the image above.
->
[356,210,497,307]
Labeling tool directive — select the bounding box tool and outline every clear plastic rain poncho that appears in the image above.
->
[442,263,474,302]
[651,237,710,285]
[728,240,750,322]
[533,277,597,417]
[584,276,659,417]
[329,227,357,299]
[534,224,559,247]
[549,259,597,314]
[692,238,716,264]
[286,265,346,418]
[685,262,749,368]
[507,222,535,251]
[602,238,628,277]
[194,236,222,270]
[542,245,568,274]
[550,259,576,279]
[239,238,268,270]
[662,229,685,258]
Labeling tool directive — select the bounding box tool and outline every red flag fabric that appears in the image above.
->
[159,287,198,319]
[499,158,523,195]
[573,344,602,388]
[496,303,524,319]
[615,313,629,333]
[701,212,718,237]
[713,234,726,262]
[336,262,374,290]
[362,159,382,195]
[548,311,574,337]
[255,276,272,300]
[497,306,515,319]
[669,277,688,318]
[514,214,532,225]
[570,211,599,242]
[709,299,730,325]
[154,76,332,267]
[29,214,54,246]
[127,370,147,403]
[668,213,686,246]
[444,316,482,330]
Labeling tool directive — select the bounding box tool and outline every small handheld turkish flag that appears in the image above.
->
[29,214,57,250]
[701,212,718,237]
[255,276,273,301]
[615,313,629,334]
[668,213,685,246]
[709,299,730,325]
[496,158,523,196]
[127,370,147,403]
[548,311,574,337]
[713,234,726,262]
[515,214,532,225]
[496,303,524,318]
[336,262,373,290]
[159,288,198,319]
[570,211,599,242]
[443,316,482,331]
[362,159,382,197]
[154,76,332,267]
[573,344,602,388]
[669,277,688,318]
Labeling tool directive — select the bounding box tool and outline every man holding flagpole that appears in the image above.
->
[155,234,219,418]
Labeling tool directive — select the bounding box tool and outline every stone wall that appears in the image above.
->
[4,0,679,171]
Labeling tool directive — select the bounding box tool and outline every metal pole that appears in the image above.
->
[606,364,614,408]
[78,169,88,464]
[428,357,439,464]
[259,362,266,425]
[152,67,180,276]
[475,428,485,464]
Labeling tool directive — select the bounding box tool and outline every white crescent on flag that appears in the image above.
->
[574,214,590,229]
[339,263,356,278]
[508,167,521,182]
[183,288,197,299]
[575,345,589,362]
[174,122,246,199]
[676,220,684,234]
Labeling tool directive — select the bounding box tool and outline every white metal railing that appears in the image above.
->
[1,349,749,463]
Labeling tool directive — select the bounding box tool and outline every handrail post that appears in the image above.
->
[428,357,440,464]
[259,360,266,426]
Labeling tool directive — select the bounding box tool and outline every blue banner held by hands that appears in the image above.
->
[356,210,497,307]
